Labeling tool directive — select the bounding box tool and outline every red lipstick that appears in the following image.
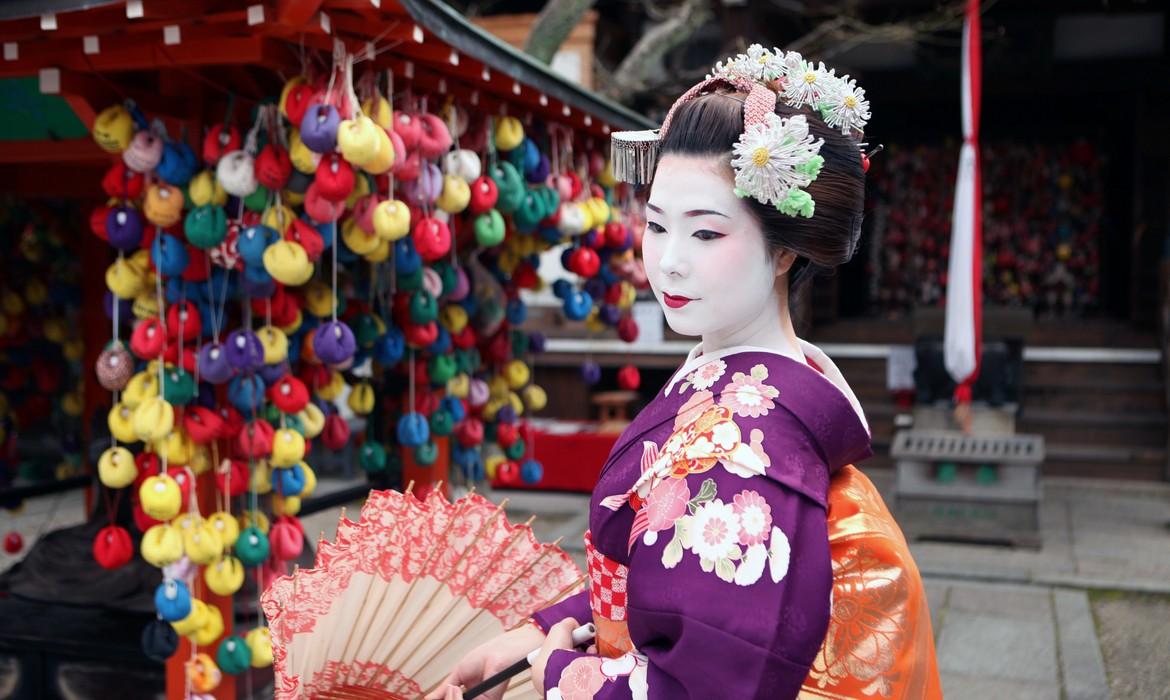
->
[663,293,694,309]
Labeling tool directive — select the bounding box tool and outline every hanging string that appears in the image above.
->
[331,219,339,323]
[408,349,416,415]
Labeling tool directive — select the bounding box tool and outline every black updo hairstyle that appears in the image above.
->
[654,89,865,307]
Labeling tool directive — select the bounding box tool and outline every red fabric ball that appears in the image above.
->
[184,406,224,444]
[90,205,110,241]
[617,317,639,343]
[404,321,438,349]
[287,219,325,263]
[217,406,244,440]
[455,417,484,447]
[237,419,274,459]
[130,317,167,360]
[161,344,197,374]
[569,248,601,278]
[256,143,292,191]
[202,124,240,165]
[321,414,350,450]
[93,525,134,569]
[269,515,304,562]
[102,160,145,199]
[450,325,477,350]
[314,154,356,202]
[617,364,641,391]
[495,422,518,449]
[496,460,521,486]
[3,531,23,555]
[268,375,309,414]
[412,217,451,262]
[131,502,162,533]
[216,459,249,497]
[166,466,194,509]
[468,176,498,214]
[166,301,202,343]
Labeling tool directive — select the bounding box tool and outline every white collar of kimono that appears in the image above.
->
[665,340,870,435]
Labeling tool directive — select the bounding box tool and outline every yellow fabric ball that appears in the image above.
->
[304,282,336,318]
[258,326,289,364]
[205,555,246,596]
[188,170,215,207]
[494,116,525,151]
[504,359,530,390]
[299,462,318,497]
[297,403,325,439]
[270,428,306,468]
[263,204,298,234]
[288,129,319,174]
[171,599,210,636]
[184,521,224,566]
[190,444,212,475]
[108,402,139,443]
[440,305,468,334]
[272,494,301,517]
[250,460,273,495]
[123,371,159,408]
[245,627,273,668]
[141,523,184,568]
[362,96,393,129]
[105,258,145,299]
[523,384,548,412]
[263,240,313,286]
[342,217,380,255]
[238,509,269,535]
[92,104,134,153]
[361,125,395,175]
[337,115,382,167]
[347,382,375,415]
[191,606,224,647]
[316,371,345,401]
[363,238,391,263]
[133,397,175,442]
[98,446,137,489]
[153,429,194,466]
[446,373,470,399]
[140,474,182,521]
[372,199,411,242]
[207,511,240,547]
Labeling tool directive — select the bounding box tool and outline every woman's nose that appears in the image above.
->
[657,236,689,278]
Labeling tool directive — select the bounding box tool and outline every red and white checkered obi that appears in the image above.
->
[585,529,635,657]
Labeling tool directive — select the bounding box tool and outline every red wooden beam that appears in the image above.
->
[0,138,110,164]
[276,0,326,29]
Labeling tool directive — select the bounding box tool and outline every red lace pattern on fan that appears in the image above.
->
[586,530,628,622]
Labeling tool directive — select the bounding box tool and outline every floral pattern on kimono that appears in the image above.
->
[535,346,877,700]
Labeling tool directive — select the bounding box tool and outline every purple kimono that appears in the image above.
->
[533,344,873,699]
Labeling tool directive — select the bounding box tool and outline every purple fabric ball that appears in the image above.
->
[103,291,133,322]
[313,321,356,365]
[258,362,290,386]
[299,104,340,154]
[106,206,143,251]
[528,331,547,354]
[599,304,621,326]
[581,361,601,385]
[496,405,516,425]
[584,278,607,302]
[225,329,264,371]
[198,342,235,384]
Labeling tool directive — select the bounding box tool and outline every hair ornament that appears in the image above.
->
[611,44,871,220]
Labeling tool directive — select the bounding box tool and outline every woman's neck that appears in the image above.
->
[699,282,804,364]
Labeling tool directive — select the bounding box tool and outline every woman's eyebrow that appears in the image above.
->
[645,203,728,218]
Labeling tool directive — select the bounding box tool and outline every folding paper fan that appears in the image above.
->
[260,487,585,699]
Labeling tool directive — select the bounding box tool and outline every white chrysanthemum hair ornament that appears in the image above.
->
[611,44,873,220]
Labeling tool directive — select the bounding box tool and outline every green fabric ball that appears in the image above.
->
[434,261,459,297]
[184,205,227,249]
[243,185,270,213]
[353,314,382,348]
[428,355,457,385]
[161,368,196,405]
[429,409,454,437]
[397,266,424,292]
[504,438,526,461]
[217,635,252,675]
[413,440,438,466]
[236,527,270,567]
[359,442,387,473]
[510,329,529,357]
[409,290,438,325]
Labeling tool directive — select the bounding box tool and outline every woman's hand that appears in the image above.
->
[425,622,547,700]
[530,617,580,696]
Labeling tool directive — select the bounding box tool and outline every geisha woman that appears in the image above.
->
[430,45,942,700]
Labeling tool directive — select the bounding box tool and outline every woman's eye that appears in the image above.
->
[647,221,666,234]
[693,230,724,241]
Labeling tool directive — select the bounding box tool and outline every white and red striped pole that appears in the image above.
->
[943,0,983,409]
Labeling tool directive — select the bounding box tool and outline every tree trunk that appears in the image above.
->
[523,0,596,65]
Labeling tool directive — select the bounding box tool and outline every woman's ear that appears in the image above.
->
[773,249,798,278]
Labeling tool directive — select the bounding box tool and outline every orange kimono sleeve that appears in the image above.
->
[799,466,943,700]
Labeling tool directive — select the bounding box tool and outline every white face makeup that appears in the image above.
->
[642,154,784,348]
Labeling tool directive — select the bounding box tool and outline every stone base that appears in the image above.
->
[894,494,1042,548]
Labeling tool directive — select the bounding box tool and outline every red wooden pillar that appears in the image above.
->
[402,436,449,500]
[166,469,236,699]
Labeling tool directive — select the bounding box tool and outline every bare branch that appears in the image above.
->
[601,0,712,102]
[523,0,596,64]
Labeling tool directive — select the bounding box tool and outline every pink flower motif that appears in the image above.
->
[674,390,713,430]
[732,490,773,546]
[644,477,691,533]
[557,656,608,700]
[719,371,779,418]
[688,359,727,390]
